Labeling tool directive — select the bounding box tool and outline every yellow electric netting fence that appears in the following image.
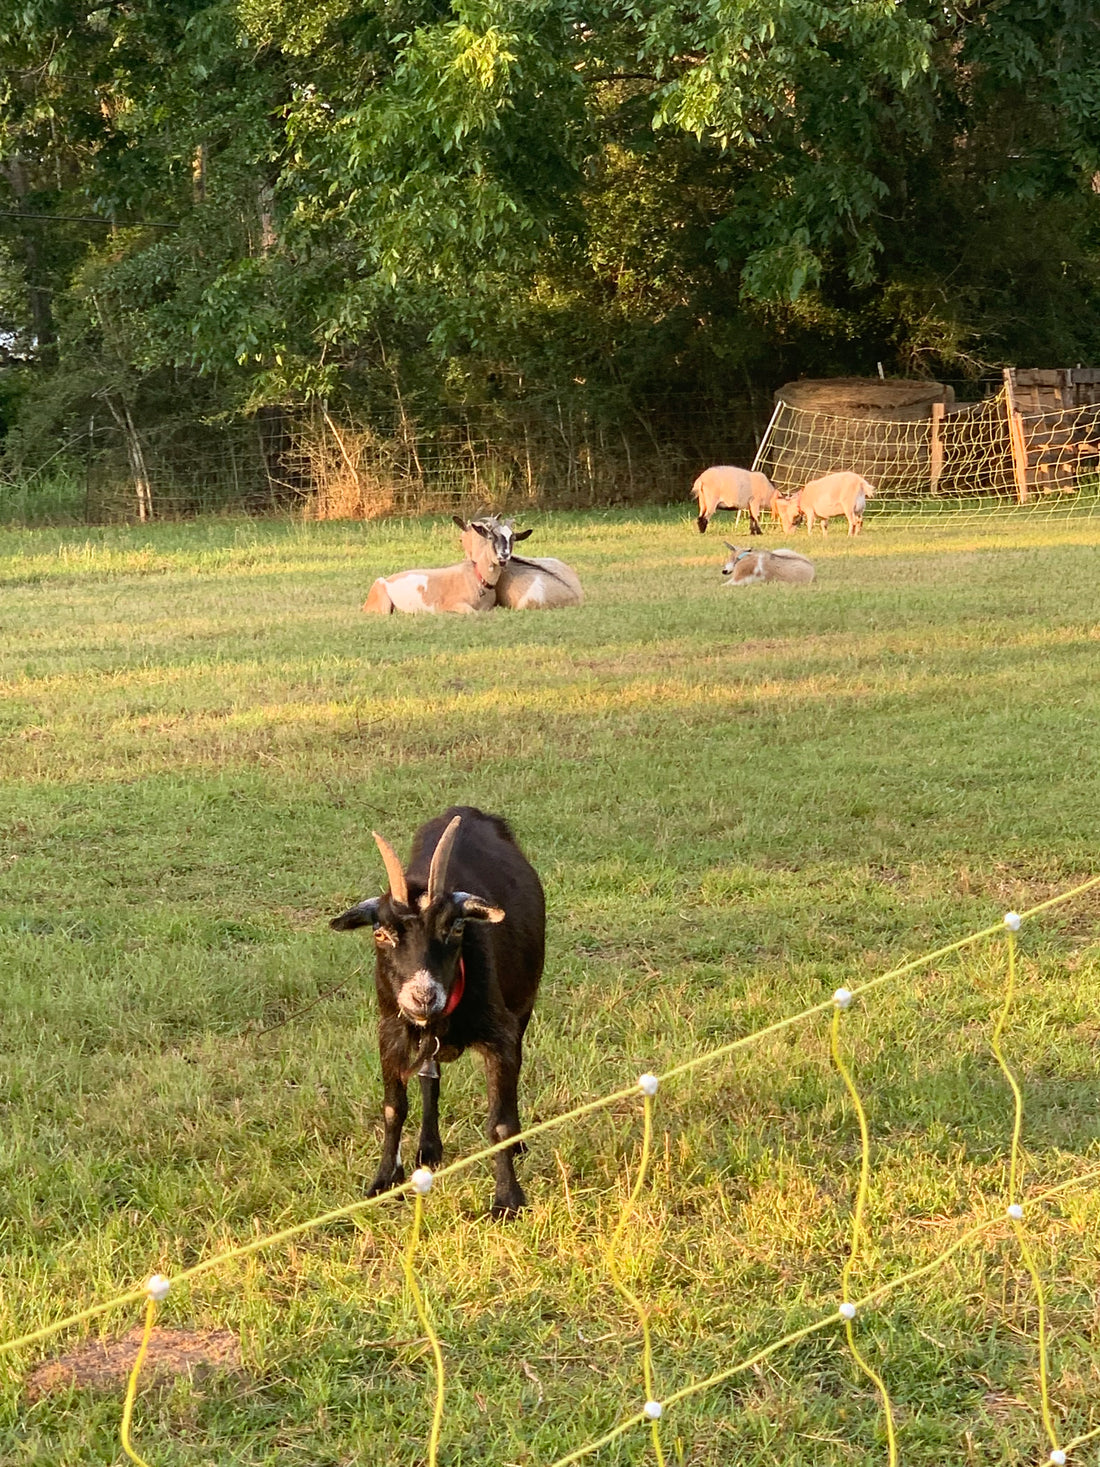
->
[753,390,1100,522]
[2,874,1099,1466]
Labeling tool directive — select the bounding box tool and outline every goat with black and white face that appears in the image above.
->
[331,806,545,1217]
[456,514,585,610]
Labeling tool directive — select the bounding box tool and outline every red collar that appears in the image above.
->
[472,562,494,591]
[442,954,465,1017]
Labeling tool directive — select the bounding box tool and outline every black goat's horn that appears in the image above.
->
[372,831,409,907]
[426,816,462,904]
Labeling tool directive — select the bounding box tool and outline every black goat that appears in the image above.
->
[331,806,545,1216]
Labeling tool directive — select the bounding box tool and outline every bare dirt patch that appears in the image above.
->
[26,1328,241,1400]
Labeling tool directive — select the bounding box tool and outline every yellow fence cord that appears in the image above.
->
[992,922,1061,1461]
[831,998,899,1466]
[401,1176,447,1467]
[119,1296,158,1467]
[604,1085,663,1466]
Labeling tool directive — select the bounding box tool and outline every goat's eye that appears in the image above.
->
[451,918,466,938]
[374,927,398,948]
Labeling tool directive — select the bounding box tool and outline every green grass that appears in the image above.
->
[0,466,87,527]
[1,508,1099,1465]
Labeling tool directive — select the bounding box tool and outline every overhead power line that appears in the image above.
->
[0,210,177,229]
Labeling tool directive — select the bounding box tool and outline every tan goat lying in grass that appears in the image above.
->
[691,465,777,535]
[363,521,515,614]
[773,471,875,536]
[457,516,584,610]
[721,542,815,585]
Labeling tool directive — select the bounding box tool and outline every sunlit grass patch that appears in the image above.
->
[0,509,1098,1464]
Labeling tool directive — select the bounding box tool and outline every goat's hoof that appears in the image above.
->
[416,1142,443,1168]
[509,1138,529,1157]
[366,1165,405,1198]
[491,1187,527,1220]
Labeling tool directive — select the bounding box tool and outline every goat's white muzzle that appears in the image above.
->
[397,971,446,1025]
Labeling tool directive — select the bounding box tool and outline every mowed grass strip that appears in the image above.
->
[0,510,1098,1466]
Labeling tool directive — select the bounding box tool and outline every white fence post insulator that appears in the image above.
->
[145,1274,171,1302]
[1003,911,1022,932]
[411,1168,434,1196]
[1007,1203,1024,1220]
[839,1301,857,1320]
[638,1073,659,1097]
[1050,1451,1067,1466]
[643,1400,663,1421]
[833,988,854,1011]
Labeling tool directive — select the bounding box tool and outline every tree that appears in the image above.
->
[3,0,1100,478]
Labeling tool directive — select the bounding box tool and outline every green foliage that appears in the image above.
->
[2,1,1100,457]
[0,462,84,524]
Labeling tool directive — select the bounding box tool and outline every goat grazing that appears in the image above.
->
[721,542,815,585]
[772,472,876,536]
[456,515,584,610]
[691,465,777,535]
[363,523,510,614]
[330,807,545,1216]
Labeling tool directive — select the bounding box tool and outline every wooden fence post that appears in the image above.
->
[1002,368,1030,503]
[929,402,945,491]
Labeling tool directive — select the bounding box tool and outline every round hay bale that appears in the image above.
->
[774,378,954,421]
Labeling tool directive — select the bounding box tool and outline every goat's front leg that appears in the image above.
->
[416,1071,443,1168]
[369,1018,409,1195]
[482,1029,527,1218]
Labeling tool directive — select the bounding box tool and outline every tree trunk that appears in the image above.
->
[105,396,153,521]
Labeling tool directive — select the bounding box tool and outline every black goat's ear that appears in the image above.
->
[453,892,506,923]
[513,528,533,541]
[472,521,491,537]
[453,515,469,531]
[330,897,382,931]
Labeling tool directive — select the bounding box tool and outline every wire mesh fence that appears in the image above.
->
[83,409,303,523]
[82,397,765,524]
[70,382,1100,525]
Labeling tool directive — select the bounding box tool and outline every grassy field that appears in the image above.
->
[1,508,1099,1466]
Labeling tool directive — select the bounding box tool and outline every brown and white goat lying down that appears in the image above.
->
[457,516,584,610]
[721,542,815,585]
[362,519,525,614]
[691,465,777,535]
[362,516,582,614]
[330,807,545,1216]
[773,472,875,536]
